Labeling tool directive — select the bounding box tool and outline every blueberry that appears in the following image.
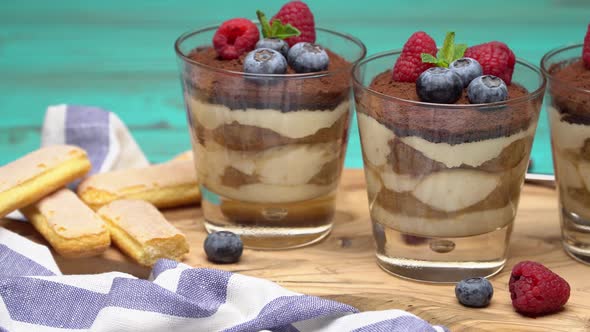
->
[416,67,463,104]
[288,42,330,73]
[467,75,508,104]
[286,42,307,65]
[449,57,483,87]
[455,277,494,308]
[243,48,287,75]
[256,38,289,57]
[204,231,243,264]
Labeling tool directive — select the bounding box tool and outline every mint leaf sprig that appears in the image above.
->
[257,10,301,40]
[421,32,468,68]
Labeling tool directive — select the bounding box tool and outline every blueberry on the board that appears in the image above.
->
[288,42,330,73]
[467,75,508,104]
[416,67,463,104]
[243,48,287,74]
[256,38,289,57]
[204,231,243,264]
[449,57,483,87]
[455,277,494,308]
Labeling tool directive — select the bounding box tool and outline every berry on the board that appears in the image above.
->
[464,41,516,84]
[204,231,244,264]
[455,277,494,308]
[467,75,508,104]
[416,67,463,104]
[213,18,260,60]
[583,23,590,69]
[255,10,300,57]
[243,48,288,74]
[271,1,316,46]
[449,57,483,87]
[509,261,570,316]
[392,31,437,82]
[288,42,329,73]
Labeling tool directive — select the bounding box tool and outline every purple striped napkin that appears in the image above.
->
[0,105,448,332]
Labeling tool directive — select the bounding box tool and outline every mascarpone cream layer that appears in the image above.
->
[206,182,337,204]
[187,95,350,139]
[197,142,341,203]
[371,201,515,237]
[549,106,590,150]
[549,106,590,190]
[357,112,536,169]
[365,166,502,213]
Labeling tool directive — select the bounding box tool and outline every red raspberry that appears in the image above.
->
[392,31,437,83]
[509,261,570,316]
[213,18,260,60]
[464,41,516,84]
[271,1,315,46]
[583,23,590,69]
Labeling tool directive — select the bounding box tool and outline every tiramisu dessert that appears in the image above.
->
[176,1,365,248]
[354,31,545,281]
[543,24,590,262]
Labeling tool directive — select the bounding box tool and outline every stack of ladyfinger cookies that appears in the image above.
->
[0,145,199,266]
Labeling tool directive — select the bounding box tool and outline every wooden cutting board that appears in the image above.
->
[2,170,589,331]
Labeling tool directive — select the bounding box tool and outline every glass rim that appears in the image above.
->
[174,24,367,79]
[540,43,590,94]
[352,49,547,110]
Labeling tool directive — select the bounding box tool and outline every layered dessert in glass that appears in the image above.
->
[353,32,546,282]
[175,1,365,249]
[542,24,590,263]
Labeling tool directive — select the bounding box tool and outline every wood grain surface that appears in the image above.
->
[2,0,590,174]
[1,170,589,331]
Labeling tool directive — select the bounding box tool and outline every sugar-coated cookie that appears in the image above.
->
[77,160,200,210]
[21,189,110,257]
[0,145,91,217]
[97,199,189,266]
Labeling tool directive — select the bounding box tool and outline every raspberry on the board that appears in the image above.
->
[509,261,570,316]
[392,31,437,83]
[213,18,260,60]
[464,41,516,84]
[271,1,315,46]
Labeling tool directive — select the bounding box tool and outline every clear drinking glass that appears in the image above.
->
[541,44,590,264]
[353,50,546,282]
[175,26,366,249]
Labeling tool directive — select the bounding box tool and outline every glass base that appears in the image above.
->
[561,208,590,265]
[201,186,335,250]
[374,222,512,283]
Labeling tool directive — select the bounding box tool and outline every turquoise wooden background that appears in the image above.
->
[2,0,590,174]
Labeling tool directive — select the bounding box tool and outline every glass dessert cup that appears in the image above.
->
[353,51,546,282]
[542,44,590,264]
[175,26,366,249]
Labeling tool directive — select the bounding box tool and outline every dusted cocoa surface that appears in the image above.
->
[550,60,590,124]
[357,70,537,144]
[370,70,529,105]
[194,112,349,151]
[183,46,352,112]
